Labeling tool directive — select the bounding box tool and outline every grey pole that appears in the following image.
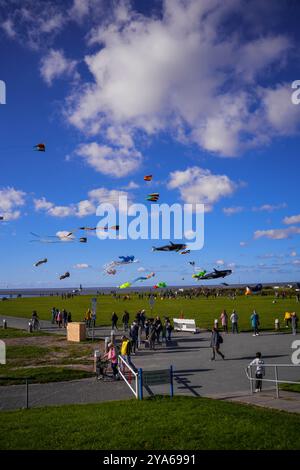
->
[275,366,279,398]
[26,379,29,409]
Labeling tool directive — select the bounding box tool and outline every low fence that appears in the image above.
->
[245,363,300,398]
[0,377,30,408]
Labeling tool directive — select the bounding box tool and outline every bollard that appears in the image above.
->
[94,350,100,372]
[28,321,33,333]
[104,336,109,353]
[110,329,116,345]
[214,319,218,328]
[3,319,7,329]
[275,319,280,331]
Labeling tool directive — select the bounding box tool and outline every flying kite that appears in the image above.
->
[59,272,70,280]
[245,284,262,295]
[146,193,159,202]
[154,282,167,288]
[189,261,196,266]
[33,143,46,152]
[105,268,117,275]
[0,216,4,221]
[152,242,187,252]
[132,272,155,283]
[33,258,47,267]
[117,256,136,264]
[144,175,152,181]
[221,282,229,286]
[119,282,131,289]
[192,269,232,280]
[180,250,191,255]
[30,232,87,244]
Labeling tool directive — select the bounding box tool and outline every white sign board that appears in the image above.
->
[173,318,197,333]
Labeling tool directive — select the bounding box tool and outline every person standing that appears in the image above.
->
[284,311,291,328]
[122,311,129,331]
[85,309,91,328]
[210,327,225,360]
[111,312,118,330]
[165,318,173,342]
[149,322,157,350]
[230,310,239,333]
[51,307,56,324]
[251,310,260,336]
[220,310,228,333]
[56,310,62,328]
[104,343,119,380]
[91,310,96,328]
[63,309,68,328]
[291,312,298,336]
[154,316,162,344]
[249,352,265,392]
[129,320,139,354]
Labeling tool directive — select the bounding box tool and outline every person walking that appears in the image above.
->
[165,318,173,342]
[129,320,139,354]
[149,322,157,350]
[249,352,265,392]
[122,311,130,331]
[220,310,228,333]
[284,311,292,328]
[210,327,225,360]
[251,310,260,336]
[91,311,96,328]
[63,309,68,328]
[56,310,62,328]
[291,312,298,335]
[154,316,162,344]
[230,310,239,333]
[111,312,118,330]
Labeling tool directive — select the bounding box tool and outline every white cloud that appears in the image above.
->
[215,259,225,265]
[240,241,247,247]
[1,19,17,38]
[66,0,295,157]
[34,187,132,218]
[137,267,146,272]
[121,181,140,190]
[76,142,142,178]
[223,206,244,216]
[283,214,300,225]
[168,167,237,211]
[254,226,300,240]
[252,203,287,212]
[40,49,77,86]
[0,187,26,221]
[291,251,297,257]
[74,263,90,269]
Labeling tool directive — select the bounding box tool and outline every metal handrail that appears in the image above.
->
[118,355,139,399]
[245,363,300,398]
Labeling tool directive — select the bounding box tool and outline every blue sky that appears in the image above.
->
[1,0,300,288]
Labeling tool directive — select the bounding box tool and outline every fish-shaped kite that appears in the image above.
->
[59,272,70,280]
[33,258,48,267]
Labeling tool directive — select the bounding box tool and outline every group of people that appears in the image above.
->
[51,307,72,328]
[219,309,260,335]
[84,308,96,328]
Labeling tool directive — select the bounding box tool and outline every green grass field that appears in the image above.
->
[0,328,95,385]
[0,293,298,331]
[1,396,300,450]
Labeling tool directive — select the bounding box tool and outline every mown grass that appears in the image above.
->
[0,366,94,386]
[1,396,300,450]
[0,327,48,339]
[0,293,298,331]
[280,383,300,393]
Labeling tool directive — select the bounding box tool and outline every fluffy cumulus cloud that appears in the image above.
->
[64,0,298,158]
[34,187,133,218]
[40,49,77,85]
[73,263,90,269]
[75,142,141,177]
[168,167,237,211]
[254,226,300,240]
[283,214,300,225]
[0,187,26,221]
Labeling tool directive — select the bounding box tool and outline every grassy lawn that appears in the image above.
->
[0,328,98,385]
[1,396,300,450]
[0,293,298,331]
[280,383,300,393]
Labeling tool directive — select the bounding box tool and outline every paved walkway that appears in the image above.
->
[1,315,300,413]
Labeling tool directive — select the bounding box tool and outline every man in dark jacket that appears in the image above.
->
[210,327,225,360]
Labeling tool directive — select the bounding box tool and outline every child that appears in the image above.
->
[249,352,265,392]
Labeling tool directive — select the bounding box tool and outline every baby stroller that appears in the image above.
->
[95,356,109,380]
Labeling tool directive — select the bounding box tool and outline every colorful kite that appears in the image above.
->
[33,143,46,152]
[119,282,131,289]
[154,282,167,289]
[144,175,153,181]
[146,193,159,202]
